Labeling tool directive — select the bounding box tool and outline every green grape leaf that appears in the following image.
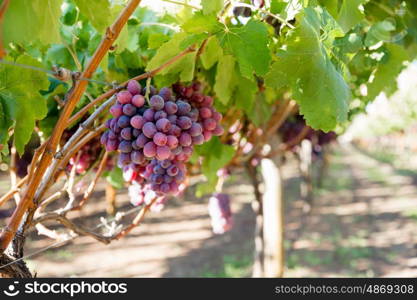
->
[337,0,366,33]
[265,7,350,131]
[74,0,111,32]
[195,137,235,197]
[146,33,198,82]
[367,43,409,100]
[182,12,222,34]
[0,97,13,146]
[0,55,49,154]
[246,93,273,127]
[234,73,258,117]
[214,55,236,105]
[201,0,223,15]
[365,20,396,47]
[148,33,170,49]
[105,166,124,189]
[200,36,223,69]
[3,0,62,45]
[218,20,271,78]
[271,0,287,14]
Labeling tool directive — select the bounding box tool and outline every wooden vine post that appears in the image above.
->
[260,155,284,277]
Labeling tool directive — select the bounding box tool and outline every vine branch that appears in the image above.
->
[0,0,143,253]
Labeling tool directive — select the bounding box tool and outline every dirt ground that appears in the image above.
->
[1,142,417,277]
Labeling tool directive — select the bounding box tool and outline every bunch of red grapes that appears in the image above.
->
[100,80,224,208]
[62,130,102,174]
[208,193,233,234]
[279,114,337,155]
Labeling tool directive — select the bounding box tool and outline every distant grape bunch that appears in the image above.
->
[100,80,224,209]
[62,130,103,174]
[279,114,337,155]
[208,193,233,234]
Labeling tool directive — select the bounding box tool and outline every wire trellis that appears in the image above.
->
[0,59,114,87]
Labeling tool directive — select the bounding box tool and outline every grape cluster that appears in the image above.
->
[279,114,337,156]
[62,129,103,174]
[100,80,224,207]
[208,193,233,234]
[233,6,252,18]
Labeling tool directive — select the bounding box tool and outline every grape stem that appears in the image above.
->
[144,77,152,105]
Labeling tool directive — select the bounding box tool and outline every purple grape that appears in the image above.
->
[201,96,213,107]
[175,170,185,182]
[172,146,182,155]
[199,107,212,119]
[154,110,167,120]
[177,100,191,115]
[152,174,164,185]
[119,140,132,153]
[105,119,112,129]
[189,122,202,136]
[192,134,204,145]
[188,108,199,122]
[160,160,172,169]
[132,140,141,150]
[143,122,157,138]
[143,109,155,121]
[164,175,173,183]
[132,94,145,108]
[212,125,224,136]
[159,87,172,101]
[168,125,181,137]
[110,104,123,117]
[118,152,131,167]
[153,132,167,146]
[100,131,109,145]
[117,91,132,104]
[131,150,145,164]
[143,142,157,157]
[203,130,212,141]
[167,135,178,149]
[183,146,193,156]
[123,104,137,116]
[191,93,203,103]
[167,115,177,124]
[150,95,165,110]
[108,130,117,140]
[132,128,140,137]
[160,183,171,193]
[154,164,165,175]
[167,165,179,176]
[130,115,145,129]
[164,101,178,115]
[156,118,172,132]
[203,118,217,131]
[117,115,131,128]
[179,133,192,147]
[170,182,179,193]
[121,127,132,140]
[156,146,171,160]
[212,111,222,121]
[127,80,142,95]
[135,133,149,148]
[110,118,117,129]
[106,139,119,151]
[177,116,192,130]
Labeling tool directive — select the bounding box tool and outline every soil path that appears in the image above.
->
[3,143,416,277]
